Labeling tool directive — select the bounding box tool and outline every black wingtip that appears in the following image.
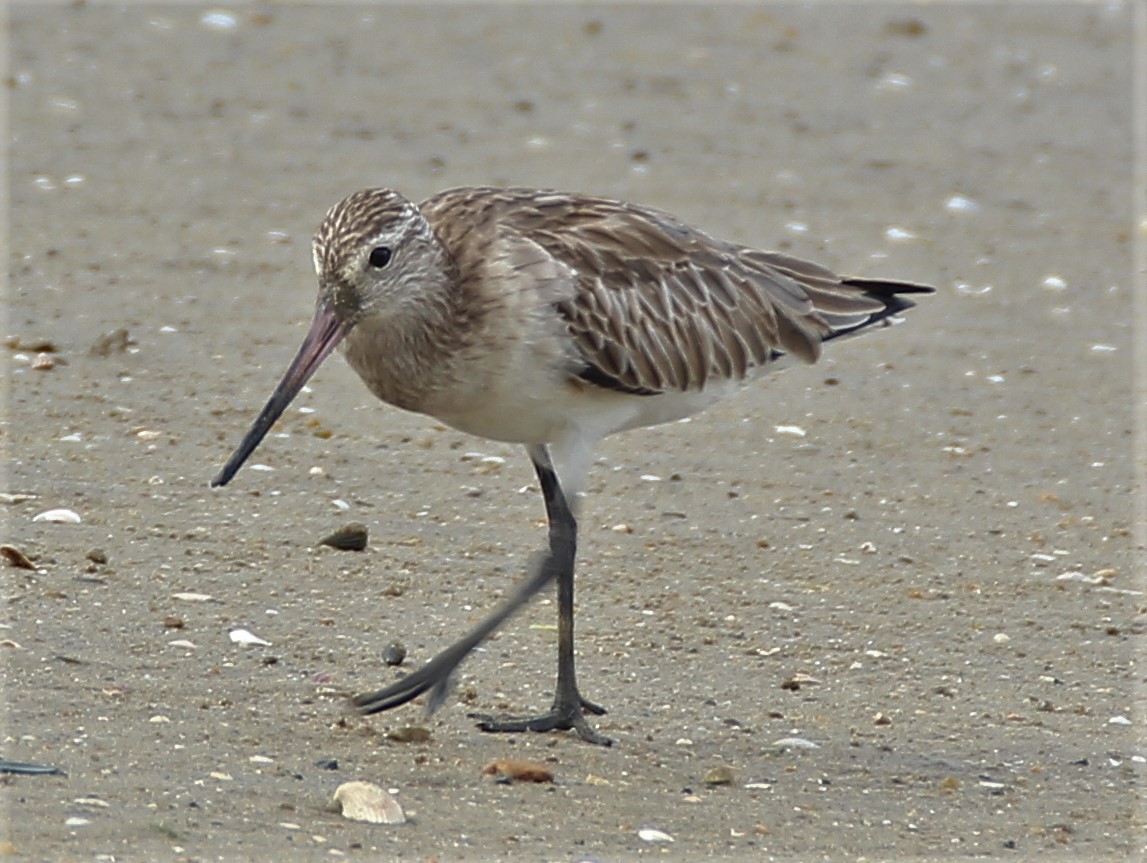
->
[843,278,936,311]
[815,279,934,344]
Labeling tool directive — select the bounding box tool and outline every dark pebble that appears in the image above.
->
[315,758,339,770]
[382,641,406,666]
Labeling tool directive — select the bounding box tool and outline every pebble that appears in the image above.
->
[703,765,736,785]
[482,758,554,784]
[319,523,368,551]
[638,827,674,843]
[330,781,405,825]
[5,335,56,352]
[382,641,407,666]
[386,726,431,744]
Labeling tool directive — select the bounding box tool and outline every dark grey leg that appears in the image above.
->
[471,444,610,744]
[352,444,611,745]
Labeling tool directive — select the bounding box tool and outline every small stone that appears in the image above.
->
[319,522,368,551]
[163,615,184,629]
[703,765,736,785]
[386,726,431,744]
[85,548,108,565]
[315,758,339,770]
[6,335,56,352]
[781,672,820,690]
[382,641,407,666]
[638,827,674,843]
[482,758,554,783]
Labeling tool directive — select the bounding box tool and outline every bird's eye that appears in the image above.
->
[368,246,392,268]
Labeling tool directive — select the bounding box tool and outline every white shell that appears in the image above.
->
[33,508,82,524]
[229,628,271,646]
[773,736,820,749]
[331,781,405,825]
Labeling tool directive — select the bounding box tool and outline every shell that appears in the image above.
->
[330,781,405,824]
[319,522,368,551]
[32,508,82,524]
[229,628,271,646]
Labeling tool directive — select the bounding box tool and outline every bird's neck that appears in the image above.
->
[341,266,467,414]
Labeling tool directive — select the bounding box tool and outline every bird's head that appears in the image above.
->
[313,188,445,324]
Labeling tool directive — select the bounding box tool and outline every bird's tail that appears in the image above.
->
[818,279,935,342]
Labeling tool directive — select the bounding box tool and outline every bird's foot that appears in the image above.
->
[469,696,611,746]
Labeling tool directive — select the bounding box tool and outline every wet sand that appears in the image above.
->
[5,4,1140,861]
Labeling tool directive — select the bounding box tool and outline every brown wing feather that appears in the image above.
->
[425,187,931,394]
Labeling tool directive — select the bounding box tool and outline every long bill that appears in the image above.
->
[212,303,352,488]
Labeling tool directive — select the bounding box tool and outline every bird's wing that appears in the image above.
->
[499,190,925,393]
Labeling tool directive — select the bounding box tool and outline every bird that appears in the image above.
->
[211,185,933,745]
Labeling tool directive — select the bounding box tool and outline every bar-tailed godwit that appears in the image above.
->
[213,186,933,745]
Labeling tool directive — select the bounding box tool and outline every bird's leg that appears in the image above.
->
[352,445,610,745]
[350,544,558,716]
[351,447,565,716]
[470,444,612,745]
